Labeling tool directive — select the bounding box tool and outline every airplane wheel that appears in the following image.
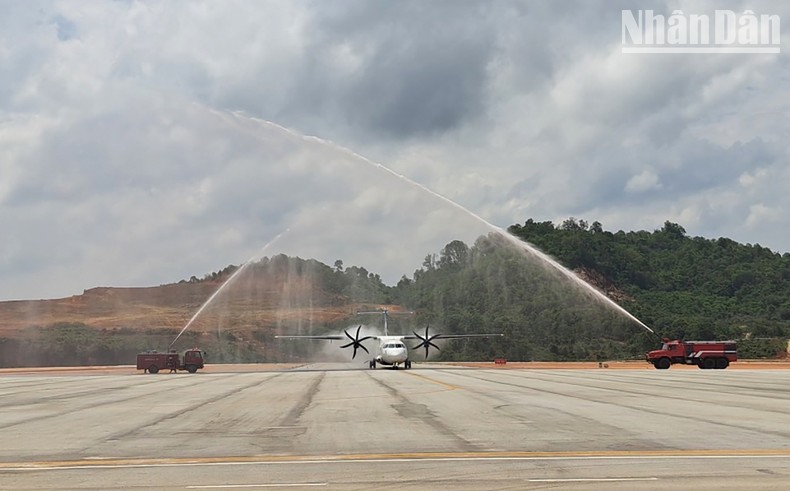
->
[405,360,412,369]
[369,360,376,369]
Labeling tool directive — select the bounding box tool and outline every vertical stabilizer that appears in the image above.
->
[356,309,414,336]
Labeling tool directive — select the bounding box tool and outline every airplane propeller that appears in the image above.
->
[340,325,372,360]
[412,325,441,359]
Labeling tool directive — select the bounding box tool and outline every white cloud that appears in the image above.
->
[625,169,662,193]
[739,168,768,188]
[0,0,789,301]
[746,203,782,228]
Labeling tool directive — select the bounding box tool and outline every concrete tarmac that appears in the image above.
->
[2,363,790,489]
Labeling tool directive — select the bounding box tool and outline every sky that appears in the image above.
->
[1,0,789,301]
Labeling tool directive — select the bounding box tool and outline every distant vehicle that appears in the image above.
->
[137,348,205,374]
[276,309,503,369]
[646,338,737,369]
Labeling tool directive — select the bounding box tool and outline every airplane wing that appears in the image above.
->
[274,335,346,340]
[275,326,374,359]
[401,333,503,340]
[405,327,504,359]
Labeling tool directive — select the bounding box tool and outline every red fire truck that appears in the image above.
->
[137,348,205,374]
[646,339,737,369]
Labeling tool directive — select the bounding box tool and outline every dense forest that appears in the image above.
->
[508,219,790,355]
[1,218,787,366]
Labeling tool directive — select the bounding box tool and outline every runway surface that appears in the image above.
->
[2,363,790,489]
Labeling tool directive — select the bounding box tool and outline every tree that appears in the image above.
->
[438,240,470,269]
[660,221,686,238]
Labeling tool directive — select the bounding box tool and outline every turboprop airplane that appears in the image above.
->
[275,309,503,369]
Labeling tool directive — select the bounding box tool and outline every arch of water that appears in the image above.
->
[168,110,654,359]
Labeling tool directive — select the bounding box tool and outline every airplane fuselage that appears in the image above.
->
[373,336,409,368]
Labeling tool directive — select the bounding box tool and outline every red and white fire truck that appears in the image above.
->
[646,338,737,369]
[136,348,205,374]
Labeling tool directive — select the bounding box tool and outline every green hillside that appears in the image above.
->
[504,218,790,358]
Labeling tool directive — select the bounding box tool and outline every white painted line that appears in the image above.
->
[530,477,658,483]
[187,484,327,489]
[6,454,790,472]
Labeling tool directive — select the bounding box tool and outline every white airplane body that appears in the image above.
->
[275,309,503,369]
[375,336,409,367]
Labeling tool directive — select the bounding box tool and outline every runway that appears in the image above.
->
[2,363,790,489]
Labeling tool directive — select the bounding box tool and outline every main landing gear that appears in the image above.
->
[369,359,413,369]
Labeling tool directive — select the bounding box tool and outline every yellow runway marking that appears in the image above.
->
[405,371,459,390]
[530,478,659,483]
[3,449,790,471]
[187,484,327,489]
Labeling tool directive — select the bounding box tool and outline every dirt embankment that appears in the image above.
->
[0,280,374,336]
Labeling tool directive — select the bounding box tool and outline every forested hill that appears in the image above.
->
[508,218,790,344]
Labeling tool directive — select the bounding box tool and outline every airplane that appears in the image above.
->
[275,309,503,369]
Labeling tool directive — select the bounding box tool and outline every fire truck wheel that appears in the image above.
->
[702,358,716,369]
[716,358,729,369]
[148,365,159,374]
[186,365,198,373]
[655,357,670,370]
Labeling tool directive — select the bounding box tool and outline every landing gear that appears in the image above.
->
[369,359,377,369]
[404,360,412,369]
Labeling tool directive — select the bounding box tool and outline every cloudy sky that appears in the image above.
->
[1,0,789,301]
